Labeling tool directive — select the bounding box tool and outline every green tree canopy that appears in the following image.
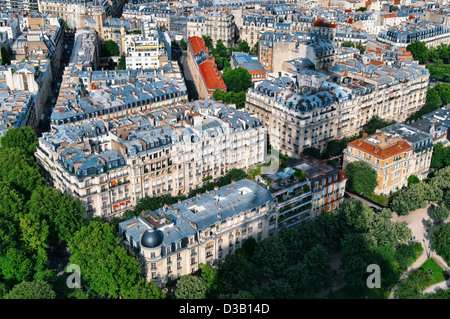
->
[117,53,126,70]
[407,175,420,186]
[393,268,431,299]
[102,40,120,57]
[432,202,449,223]
[344,160,379,195]
[0,147,44,196]
[361,116,396,135]
[340,232,378,291]
[0,126,38,156]
[27,185,84,245]
[249,42,259,56]
[298,244,333,294]
[121,280,166,299]
[179,38,187,50]
[221,67,252,93]
[0,248,33,283]
[1,47,10,65]
[4,280,56,299]
[431,222,450,265]
[430,142,450,170]
[199,262,219,295]
[238,40,250,53]
[251,235,288,278]
[67,221,142,298]
[406,41,429,64]
[174,274,208,299]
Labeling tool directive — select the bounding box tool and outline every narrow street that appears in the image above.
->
[36,30,75,137]
[178,50,199,101]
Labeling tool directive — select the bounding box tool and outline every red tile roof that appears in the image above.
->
[199,61,227,91]
[348,137,412,159]
[189,36,208,56]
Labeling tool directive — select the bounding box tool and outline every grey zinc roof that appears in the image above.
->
[380,123,433,151]
[119,179,276,257]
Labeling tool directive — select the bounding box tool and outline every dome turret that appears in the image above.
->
[141,229,163,248]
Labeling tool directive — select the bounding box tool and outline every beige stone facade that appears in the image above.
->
[36,100,267,218]
[118,179,278,286]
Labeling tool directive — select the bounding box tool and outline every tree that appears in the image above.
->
[117,53,126,70]
[0,248,33,283]
[241,237,257,259]
[19,213,49,254]
[390,183,428,216]
[0,216,20,256]
[221,67,252,93]
[426,87,444,109]
[432,202,449,223]
[174,274,208,299]
[249,42,259,56]
[102,40,120,57]
[407,175,420,186]
[60,19,68,31]
[356,6,367,11]
[293,168,307,181]
[4,280,56,299]
[202,35,213,49]
[217,253,258,295]
[431,222,450,265]
[361,116,396,135]
[301,147,323,159]
[179,38,187,50]
[324,136,357,158]
[433,82,450,104]
[340,232,378,291]
[1,47,10,65]
[27,185,84,245]
[344,161,379,195]
[393,268,431,299]
[67,221,142,298]
[0,126,38,156]
[199,263,219,294]
[250,279,294,299]
[238,40,250,53]
[431,142,449,170]
[251,236,288,278]
[0,147,44,196]
[0,181,27,223]
[369,209,411,249]
[406,41,429,64]
[299,244,333,293]
[121,280,166,299]
[340,200,374,233]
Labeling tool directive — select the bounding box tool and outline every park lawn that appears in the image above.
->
[420,258,449,285]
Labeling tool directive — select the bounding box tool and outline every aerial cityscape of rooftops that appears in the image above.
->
[0,0,449,302]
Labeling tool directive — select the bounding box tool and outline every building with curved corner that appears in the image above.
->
[118,178,278,285]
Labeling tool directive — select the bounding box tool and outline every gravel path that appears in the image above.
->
[389,204,450,298]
